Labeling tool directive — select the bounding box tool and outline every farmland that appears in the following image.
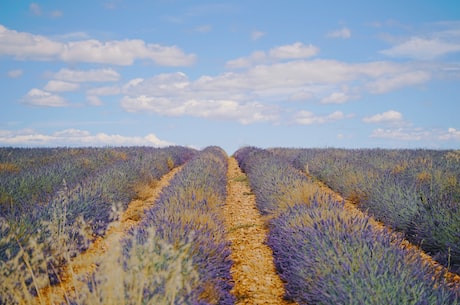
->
[0,146,459,304]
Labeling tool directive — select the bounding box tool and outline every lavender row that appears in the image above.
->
[127,146,234,305]
[0,146,195,219]
[234,147,458,304]
[0,146,196,288]
[277,148,460,274]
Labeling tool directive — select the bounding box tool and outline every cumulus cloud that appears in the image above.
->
[327,27,351,39]
[321,92,350,104]
[86,96,103,106]
[293,110,348,125]
[86,86,121,96]
[0,25,195,66]
[370,127,430,141]
[380,37,460,60]
[226,42,319,69]
[366,71,430,94]
[288,90,314,102]
[439,128,460,141]
[53,68,120,82]
[363,110,403,124]
[370,124,460,143]
[121,96,278,124]
[44,80,80,92]
[21,89,68,107]
[269,42,319,60]
[117,74,282,125]
[0,128,174,147]
[110,56,433,124]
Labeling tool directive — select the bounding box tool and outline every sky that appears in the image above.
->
[1,0,459,154]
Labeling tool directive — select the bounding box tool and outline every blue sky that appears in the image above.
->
[1,0,459,154]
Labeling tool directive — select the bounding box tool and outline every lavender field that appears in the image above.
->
[0,146,459,304]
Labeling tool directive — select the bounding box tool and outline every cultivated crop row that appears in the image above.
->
[2,146,459,304]
[0,146,196,304]
[119,146,235,304]
[235,147,458,304]
[273,148,460,274]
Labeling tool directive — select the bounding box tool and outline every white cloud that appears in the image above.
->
[115,57,433,124]
[380,37,460,60]
[7,69,23,78]
[269,42,319,60]
[293,110,348,125]
[120,96,278,124]
[0,128,174,147]
[86,86,121,96]
[439,128,460,141]
[122,73,189,96]
[60,39,196,66]
[21,89,68,107]
[53,68,120,82]
[44,80,80,92]
[370,127,428,141]
[363,110,403,124]
[366,71,431,94]
[86,96,103,106]
[226,42,319,69]
[251,30,265,41]
[225,51,266,69]
[0,25,196,66]
[327,27,351,39]
[371,126,460,143]
[321,92,350,104]
[0,25,63,60]
[288,90,314,102]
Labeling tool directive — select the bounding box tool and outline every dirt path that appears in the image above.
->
[223,157,296,305]
[36,165,183,305]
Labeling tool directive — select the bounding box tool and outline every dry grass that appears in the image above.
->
[0,166,193,305]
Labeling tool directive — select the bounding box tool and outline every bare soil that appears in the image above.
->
[223,157,296,305]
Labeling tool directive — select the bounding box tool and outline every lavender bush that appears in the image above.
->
[0,146,197,303]
[128,146,234,305]
[278,148,460,274]
[235,147,459,304]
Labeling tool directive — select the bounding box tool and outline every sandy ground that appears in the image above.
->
[223,157,296,305]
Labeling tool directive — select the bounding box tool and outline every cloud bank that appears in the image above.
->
[0,25,196,66]
[0,129,174,147]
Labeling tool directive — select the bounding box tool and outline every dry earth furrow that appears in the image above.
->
[224,157,296,305]
[36,165,183,305]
